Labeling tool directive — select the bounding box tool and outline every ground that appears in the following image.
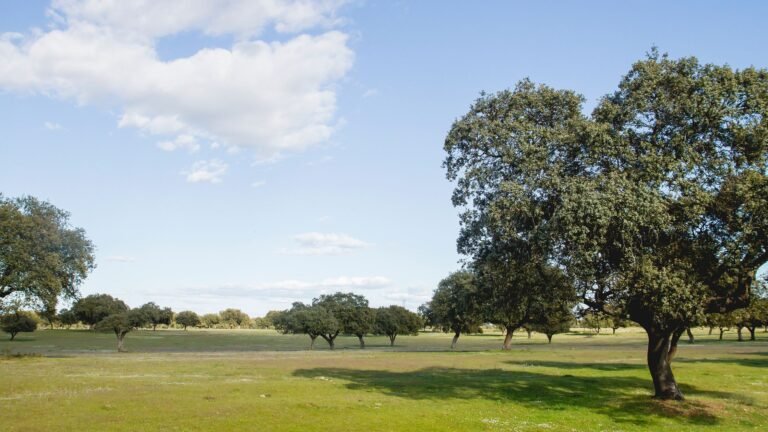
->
[1,328,766,431]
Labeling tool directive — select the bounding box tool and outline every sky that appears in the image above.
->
[1,1,767,316]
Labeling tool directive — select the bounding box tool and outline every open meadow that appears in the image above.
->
[1,328,766,431]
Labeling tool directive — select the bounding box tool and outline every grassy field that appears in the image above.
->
[1,328,767,431]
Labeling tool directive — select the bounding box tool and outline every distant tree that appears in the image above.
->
[609,316,629,335]
[580,309,612,335]
[426,271,483,349]
[706,313,734,340]
[175,311,200,330]
[262,310,284,328]
[313,292,374,348]
[220,308,250,329]
[733,299,768,341]
[138,302,173,330]
[72,294,129,328]
[0,195,95,309]
[95,309,148,352]
[1,310,38,340]
[373,305,422,347]
[57,308,79,329]
[38,301,59,329]
[201,313,221,328]
[274,303,341,349]
[530,303,576,344]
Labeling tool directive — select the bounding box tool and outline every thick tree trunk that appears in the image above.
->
[116,333,127,352]
[357,334,365,349]
[546,334,552,344]
[309,335,317,350]
[646,328,684,400]
[719,329,725,340]
[451,331,460,349]
[153,324,157,331]
[686,328,694,344]
[737,326,744,341]
[749,326,756,341]
[612,328,616,335]
[10,331,17,341]
[708,327,713,335]
[526,329,532,339]
[502,326,515,350]
[389,334,396,346]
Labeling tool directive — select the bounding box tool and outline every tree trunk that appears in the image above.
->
[686,328,694,344]
[153,324,157,331]
[389,334,396,346]
[546,334,552,344]
[719,328,725,340]
[708,327,713,335]
[321,334,336,350]
[357,334,365,349]
[10,331,17,341]
[737,326,744,342]
[451,331,460,349]
[502,326,515,350]
[749,326,756,341]
[646,328,684,400]
[526,329,532,339]
[309,335,317,350]
[612,327,616,335]
[116,333,127,352]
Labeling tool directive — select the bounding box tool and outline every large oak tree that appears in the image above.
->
[444,51,768,400]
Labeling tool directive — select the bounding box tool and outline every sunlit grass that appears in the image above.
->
[1,328,766,431]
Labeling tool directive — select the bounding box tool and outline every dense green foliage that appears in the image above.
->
[313,292,374,348]
[373,305,422,346]
[0,310,38,340]
[274,302,341,349]
[94,309,148,352]
[72,294,129,328]
[220,308,250,328]
[444,51,768,399]
[423,271,484,348]
[0,195,95,310]
[175,310,201,330]
[138,302,173,330]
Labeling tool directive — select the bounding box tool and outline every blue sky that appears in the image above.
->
[1,1,767,315]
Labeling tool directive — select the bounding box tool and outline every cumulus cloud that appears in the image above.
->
[0,0,353,167]
[282,232,371,255]
[184,159,228,183]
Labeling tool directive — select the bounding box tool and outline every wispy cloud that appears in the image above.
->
[183,159,228,183]
[105,255,136,263]
[281,232,371,255]
[44,121,62,130]
[184,276,392,299]
[251,180,267,188]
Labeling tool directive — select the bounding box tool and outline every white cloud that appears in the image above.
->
[0,0,353,162]
[44,121,62,130]
[282,232,371,255]
[157,134,200,152]
[362,88,379,98]
[185,275,391,298]
[105,255,136,263]
[250,180,267,188]
[184,159,228,183]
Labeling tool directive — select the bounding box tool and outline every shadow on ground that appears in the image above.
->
[293,366,740,427]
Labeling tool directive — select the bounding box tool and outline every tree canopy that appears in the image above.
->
[373,305,422,346]
[1,310,38,340]
[138,302,173,330]
[443,50,768,400]
[0,195,95,310]
[274,303,341,349]
[313,292,373,348]
[95,309,148,352]
[175,310,200,330]
[72,294,129,328]
[424,271,484,349]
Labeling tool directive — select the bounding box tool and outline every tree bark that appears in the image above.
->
[719,329,725,340]
[708,327,713,335]
[502,326,515,350]
[526,329,532,339]
[451,331,460,349]
[389,334,396,346]
[748,326,756,341]
[737,326,744,342]
[646,328,684,400]
[546,334,552,344]
[10,331,17,341]
[357,334,365,349]
[686,328,694,344]
[116,332,127,352]
[309,335,317,350]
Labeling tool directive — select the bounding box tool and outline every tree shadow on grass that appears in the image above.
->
[675,352,768,369]
[504,359,645,372]
[293,366,736,427]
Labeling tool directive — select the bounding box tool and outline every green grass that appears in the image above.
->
[1,328,767,431]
